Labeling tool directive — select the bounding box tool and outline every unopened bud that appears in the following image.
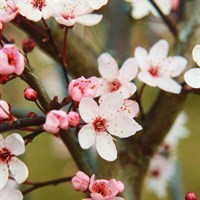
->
[68,111,80,127]
[0,74,9,84]
[24,87,38,101]
[26,112,37,118]
[22,38,36,53]
[185,192,197,200]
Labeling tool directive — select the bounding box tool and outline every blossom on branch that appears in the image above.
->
[0,0,18,23]
[50,0,108,26]
[126,0,172,19]
[184,44,200,88]
[96,53,138,99]
[0,133,28,189]
[43,110,69,134]
[78,93,142,161]
[135,40,187,94]
[0,44,25,76]
[68,76,99,102]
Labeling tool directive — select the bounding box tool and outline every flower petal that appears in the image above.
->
[117,82,137,99]
[79,97,99,123]
[78,124,96,149]
[76,14,103,26]
[98,53,119,79]
[0,163,8,189]
[138,71,158,87]
[134,47,148,70]
[149,40,169,61]
[119,58,138,81]
[0,134,5,149]
[96,134,117,161]
[5,133,25,156]
[0,188,23,200]
[184,68,200,88]
[9,157,28,184]
[158,77,182,94]
[192,44,200,66]
[107,114,142,138]
[131,0,150,19]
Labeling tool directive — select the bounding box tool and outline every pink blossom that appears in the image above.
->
[0,100,10,120]
[96,53,138,99]
[68,76,99,102]
[24,87,38,101]
[88,175,125,200]
[0,0,18,23]
[135,40,187,94]
[0,133,29,189]
[43,110,69,134]
[0,44,25,75]
[78,93,142,161]
[17,0,52,22]
[71,171,90,192]
[67,111,80,127]
[50,0,108,26]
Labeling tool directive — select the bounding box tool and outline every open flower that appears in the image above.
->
[126,0,172,19]
[68,76,99,102]
[78,93,142,161]
[0,44,25,76]
[43,110,69,134]
[184,44,200,88]
[96,53,138,99]
[88,175,125,200]
[0,0,18,23]
[0,133,28,189]
[50,0,108,26]
[17,0,52,22]
[135,40,187,94]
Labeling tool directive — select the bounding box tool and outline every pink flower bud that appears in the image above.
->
[0,100,10,120]
[24,87,38,101]
[71,171,90,192]
[185,192,197,200]
[0,20,4,33]
[67,111,80,127]
[22,38,36,53]
[0,74,9,84]
[26,112,37,118]
[43,110,68,134]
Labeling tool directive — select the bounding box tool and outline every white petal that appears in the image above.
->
[107,114,142,138]
[119,58,138,81]
[184,68,200,88]
[79,98,99,123]
[95,78,109,97]
[0,163,8,189]
[9,157,28,184]
[149,40,169,61]
[138,71,158,87]
[0,188,23,200]
[158,77,182,94]
[165,56,187,77]
[76,14,102,26]
[131,1,150,19]
[96,134,117,161]
[5,133,25,156]
[98,53,119,79]
[0,134,5,149]
[192,45,200,66]
[134,47,148,70]
[78,124,96,149]
[149,0,172,16]
[117,82,137,98]
[99,93,123,116]
[89,0,108,9]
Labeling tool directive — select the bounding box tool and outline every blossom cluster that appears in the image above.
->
[71,171,125,200]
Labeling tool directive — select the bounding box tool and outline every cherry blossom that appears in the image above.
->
[120,99,139,118]
[135,40,187,94]
[0,0,18,23]
[17,0,52,22]
[71,171,90,192]
[78,93,142,161]
[0,133,29,189]
[68,76,99,102]
[43,110,69,134]
[0,44,25,75]
[0,100,10,120]
[87,175,125,200]
[50,0,108,26]
[24,87,38,101]
[67,111,80,127]
[126,0,172,19]
[96,53,138,99]
[184,45,200,88]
